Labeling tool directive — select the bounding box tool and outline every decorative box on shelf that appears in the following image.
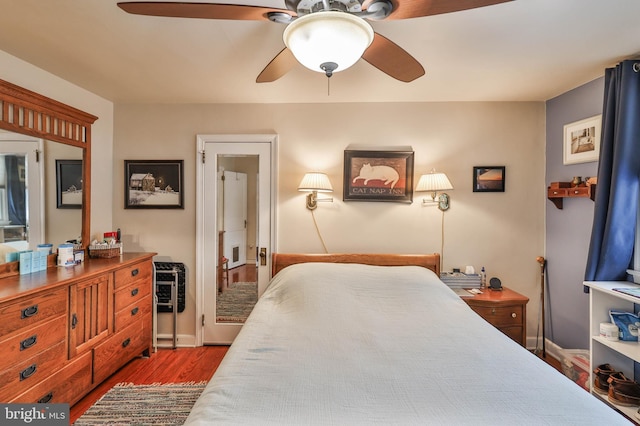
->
[88,243,122,259]
[547,180,597,209]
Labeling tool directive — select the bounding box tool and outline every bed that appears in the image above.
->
[186,253,629,425]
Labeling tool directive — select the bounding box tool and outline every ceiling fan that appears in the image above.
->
[117,0,512,83]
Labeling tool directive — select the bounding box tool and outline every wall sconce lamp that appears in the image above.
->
[298,172,334,210]
[416,170,454,211]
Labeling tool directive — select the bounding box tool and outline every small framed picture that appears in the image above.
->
[343,148,414,203]
[563,115,601,165]
[473,166,506,193]
[124,160,184,209]
[56,159,83,209]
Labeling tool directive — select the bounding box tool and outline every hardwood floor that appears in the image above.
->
[70,346,229,424]
[230,263,257,283]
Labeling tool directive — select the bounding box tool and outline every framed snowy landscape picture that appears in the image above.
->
[124,160,184,209]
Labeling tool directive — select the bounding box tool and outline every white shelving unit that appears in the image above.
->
[585,280,640,421]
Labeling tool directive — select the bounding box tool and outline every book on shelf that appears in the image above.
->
[613,288,640,298]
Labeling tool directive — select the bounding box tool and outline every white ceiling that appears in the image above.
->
[1,0,639,104]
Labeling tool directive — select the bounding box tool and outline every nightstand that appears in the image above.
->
[462,287,529,346]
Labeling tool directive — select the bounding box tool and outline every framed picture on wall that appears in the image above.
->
[343,147,414,203]
[563,115,601,165]
[124,160,184,209]
[473,166,506,193]
[56,159,83,209]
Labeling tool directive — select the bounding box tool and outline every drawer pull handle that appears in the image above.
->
[38,392,53,404]
[131,268,139,277]
[20,364,37,381]
[131,288,139,297]
[20,335,37,351]
[131,307,139,316]
[71,313,78,329]
[511,312,517,318]
[122,338,131,348]
[491,308,496,314]
[21,304,38,319]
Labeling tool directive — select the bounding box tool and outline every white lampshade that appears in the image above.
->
[298,172,333,192]
[416,173,453,192]
[283,11,374,74]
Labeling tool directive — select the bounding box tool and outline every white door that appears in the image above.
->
[0,136,44,249]
[222,170,247,269]
[196,134,277,345]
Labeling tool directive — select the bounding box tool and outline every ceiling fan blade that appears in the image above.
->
[366,0,512,20]
[256,48,298,83]
[117,2,295,21]
[362,33,424,82]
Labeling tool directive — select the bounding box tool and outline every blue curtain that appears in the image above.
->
[4,155,27,226]
[585,60,640,281]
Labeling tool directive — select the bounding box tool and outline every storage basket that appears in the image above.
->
[88,244,121,259]
[560,348,590,391]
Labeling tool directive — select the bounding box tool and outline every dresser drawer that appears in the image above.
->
[0,340,66,401]
[115,299,152,332]
[114,261,152,290]
[0,287,67,337]
[0,315,66,372]
[93,318,150,384]
[115,280,151,312]
[11,351,92,406]
[469,304,524,328]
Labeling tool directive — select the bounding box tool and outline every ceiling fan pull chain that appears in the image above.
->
[327,76,330,96]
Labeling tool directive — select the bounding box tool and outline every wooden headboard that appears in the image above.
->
[272,253,440,277]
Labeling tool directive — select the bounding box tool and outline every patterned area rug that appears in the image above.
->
[74,382,206,425]
[216,281,258,323]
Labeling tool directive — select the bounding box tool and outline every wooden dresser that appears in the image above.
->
[0,252,154,405]
[463,287,529,346]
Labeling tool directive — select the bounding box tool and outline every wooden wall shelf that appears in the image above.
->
[547,182,596,209]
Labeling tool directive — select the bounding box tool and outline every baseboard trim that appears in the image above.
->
[155,333,196,349]
[526,336,565,361]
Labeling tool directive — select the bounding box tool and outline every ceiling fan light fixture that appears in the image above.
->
[283,11,374,75]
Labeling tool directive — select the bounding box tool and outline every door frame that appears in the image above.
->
[0,133,45,248]
[195,134,278,346]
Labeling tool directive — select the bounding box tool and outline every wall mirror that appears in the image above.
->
[0,78,97,272]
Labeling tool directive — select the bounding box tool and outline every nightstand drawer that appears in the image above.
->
[469,305,523,328]
[462,286,528,347]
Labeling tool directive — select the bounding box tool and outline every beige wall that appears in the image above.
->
[1,48,547,346]
[115,102,546,344]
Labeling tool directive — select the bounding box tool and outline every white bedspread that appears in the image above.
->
[186,263,629,425]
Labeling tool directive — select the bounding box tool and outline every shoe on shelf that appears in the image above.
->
[593,363,619,394]
[607,372,640,406]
